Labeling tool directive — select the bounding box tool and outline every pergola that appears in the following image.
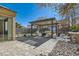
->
[29,18,59,38]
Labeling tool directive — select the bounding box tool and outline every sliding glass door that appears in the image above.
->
[4,18,8,40]
[0,16,8,41]
[0,20,4,41]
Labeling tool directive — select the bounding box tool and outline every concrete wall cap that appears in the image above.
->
[68,32,79,34]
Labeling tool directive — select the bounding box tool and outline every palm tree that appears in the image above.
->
[16,22,27,34]
[16,22,21,28]
[16,22,24,29]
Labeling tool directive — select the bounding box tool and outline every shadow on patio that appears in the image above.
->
[16,36,51,47]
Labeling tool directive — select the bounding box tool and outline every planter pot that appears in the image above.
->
[69,32,79,43]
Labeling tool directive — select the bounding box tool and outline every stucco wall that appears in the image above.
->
[7,17,16,40]
[8,17,13,40]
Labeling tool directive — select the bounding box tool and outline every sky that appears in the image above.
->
[0,3,62,27]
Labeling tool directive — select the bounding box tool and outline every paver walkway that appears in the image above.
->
[16,37,51,47]
[0,37,58,56]
[30,39,58,56]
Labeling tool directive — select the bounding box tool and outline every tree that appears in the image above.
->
[16,22,28,34]
[16,22,25,29]
[59,3,77,26]
[37,3,78,26]
[37,3,61,18]
[16,22,21,28]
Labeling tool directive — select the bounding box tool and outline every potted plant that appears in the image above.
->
[69,25,79,43]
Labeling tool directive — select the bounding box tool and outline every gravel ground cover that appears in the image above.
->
[48,41,79,56]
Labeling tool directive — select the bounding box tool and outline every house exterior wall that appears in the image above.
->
[13,17,16,40]
[8,17,13,40]
[0,6,16,41]
[7,17,16,40]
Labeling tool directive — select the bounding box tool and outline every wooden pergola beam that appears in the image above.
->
[30,18,55,24]
[34,23,58,26]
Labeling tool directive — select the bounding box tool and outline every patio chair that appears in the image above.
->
[42,33,46,37]
[23,34,27,37]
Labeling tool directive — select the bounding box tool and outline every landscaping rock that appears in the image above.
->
[48,41,79,56]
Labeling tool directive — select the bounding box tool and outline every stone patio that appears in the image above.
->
[0,37,58,56]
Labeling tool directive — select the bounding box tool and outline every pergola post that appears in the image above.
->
[37,25,40,36]
[56,24,58,37]
[40,25,43,34]
[51,20,53,38]
[30,24,33,36]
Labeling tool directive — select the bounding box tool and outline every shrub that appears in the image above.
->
[70,25,79,32]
